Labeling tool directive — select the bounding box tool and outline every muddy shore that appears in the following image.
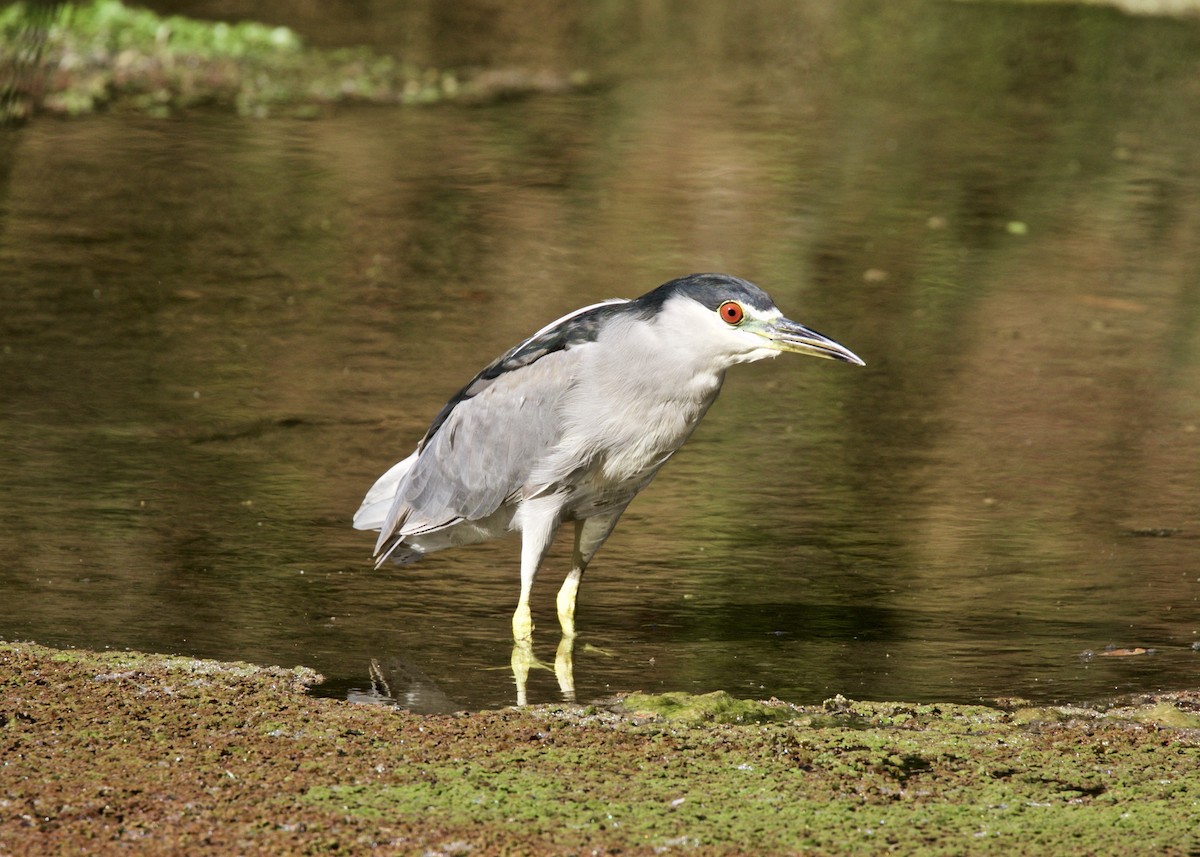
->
[2,640,1198,854]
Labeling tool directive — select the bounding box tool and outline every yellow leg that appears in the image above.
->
[512,601,534,642]
[512,496,559,643]
[556,510,626,639]
[556,570,582,639]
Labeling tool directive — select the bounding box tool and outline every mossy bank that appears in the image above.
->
[2,640,1198,854]
[0,0,588,123]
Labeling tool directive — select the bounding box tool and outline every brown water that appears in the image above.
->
[2,1,1199,711]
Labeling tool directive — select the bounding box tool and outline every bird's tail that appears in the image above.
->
[373,536,425,568]
[353,452,417,532]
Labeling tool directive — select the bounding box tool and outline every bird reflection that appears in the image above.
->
[345,655,460,714]
[345,629,607,710]
[345,635,587,712]
[511,632,580,706]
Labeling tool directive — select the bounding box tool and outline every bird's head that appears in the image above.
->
[641,273,865,369]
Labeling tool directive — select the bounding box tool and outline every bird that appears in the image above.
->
[354,273,864,642]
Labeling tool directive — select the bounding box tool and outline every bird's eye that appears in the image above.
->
[718,301,744,325]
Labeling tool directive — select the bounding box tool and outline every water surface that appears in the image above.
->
[2,0,1199,710]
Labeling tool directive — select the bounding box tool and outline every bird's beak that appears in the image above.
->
[761,316,866,366]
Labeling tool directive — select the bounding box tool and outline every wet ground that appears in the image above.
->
[2,1,1200,711]
[3,640,1199,854]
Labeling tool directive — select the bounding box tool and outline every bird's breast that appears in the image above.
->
[587,367,723,483]
[525,347,724,509]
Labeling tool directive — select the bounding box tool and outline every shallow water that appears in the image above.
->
[2,1,1199,711]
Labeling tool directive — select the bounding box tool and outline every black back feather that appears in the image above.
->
[418,273,776,448]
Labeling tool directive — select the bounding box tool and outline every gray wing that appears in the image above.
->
[379,346,581,540]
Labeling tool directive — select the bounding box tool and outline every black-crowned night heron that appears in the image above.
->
[354,273,863,642]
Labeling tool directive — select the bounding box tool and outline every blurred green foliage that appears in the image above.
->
[0,0,581,122]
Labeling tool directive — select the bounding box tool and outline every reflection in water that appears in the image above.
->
[344,656,460,714]
[2,1,1200,709]
[511,634,580,708]
[339,632,583,711]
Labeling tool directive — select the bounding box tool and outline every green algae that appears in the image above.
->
[1123,700,1200,729]
[3,641,1200,855]
[0,0,588,123]
[298,691,1200,853]
[301,692,1200,852]
[622,690,803,725]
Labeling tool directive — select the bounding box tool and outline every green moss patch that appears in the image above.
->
[621,690,804,725]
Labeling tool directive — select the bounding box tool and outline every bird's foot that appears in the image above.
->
[557,615,577,640]
[555,573,581,639]
[512,603,534,642]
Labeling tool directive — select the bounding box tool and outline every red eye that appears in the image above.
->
[718,301,744,325]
